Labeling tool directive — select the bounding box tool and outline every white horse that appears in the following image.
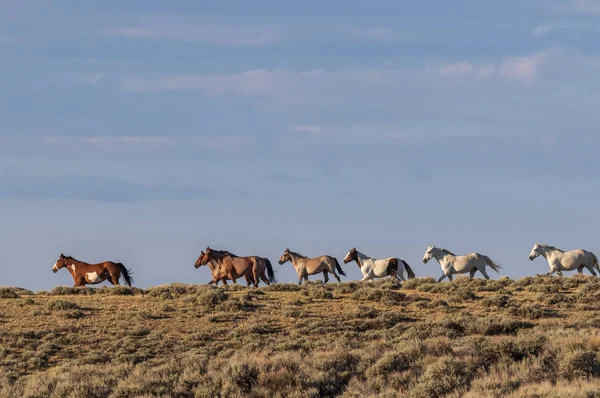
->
[529,243,599,276]
[422,246,501,282]
[343,248,415,282]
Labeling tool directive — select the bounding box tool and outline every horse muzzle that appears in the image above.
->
[528,256,534,261]
[278,260,284,265]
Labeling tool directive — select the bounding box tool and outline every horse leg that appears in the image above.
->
[447,274,454,282]
[108,270,121,286]
[244,274,253,287]
[331,269,342,283]
[397,270,406,282]
[259,270,271,286]
[304,275,309,283]
[585,265,597,277]
[546,269,557,276]
[578,266,584,274]
[322,271,329,284]
[557,270,564,277]
[479,268,490,280]
[360,274,370,282]
[437,273,447,283]
[298,274,304,285]
[252,267,260,287]
[469,269,477,280]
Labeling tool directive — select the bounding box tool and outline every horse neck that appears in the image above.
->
[356,252,370,266]
[288,253,303,266]
[540,247,559,259]
[433,250,454,263]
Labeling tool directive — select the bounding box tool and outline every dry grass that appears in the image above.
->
[1,276,600,397]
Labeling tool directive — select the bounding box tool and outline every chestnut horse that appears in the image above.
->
[195,247,275,287]
[278,248,345,285]
[52,253,133,287]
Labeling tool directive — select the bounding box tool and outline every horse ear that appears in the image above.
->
[285,248,289,252]
[60,253,64,258]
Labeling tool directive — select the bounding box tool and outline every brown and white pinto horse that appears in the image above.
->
[195,247,275,287]
[52,254,134,287]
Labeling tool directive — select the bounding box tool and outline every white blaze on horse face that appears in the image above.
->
[86,272,102,283]
[52,261,58,272]
[343,251,352,263]
[529,245,539,261]
[422,246,433,263]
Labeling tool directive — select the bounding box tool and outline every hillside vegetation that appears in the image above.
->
[2,276,600,397]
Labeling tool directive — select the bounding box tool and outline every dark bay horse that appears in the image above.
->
[195,247,275,287]
[52,253,133,287]
[278,248,345,285]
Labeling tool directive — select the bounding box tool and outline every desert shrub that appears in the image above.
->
[146,283,201,298]
[452,287,478,301]
[262,283,302,292]
[105,286,141,296]
[367,351,412,378]
[0,288,18,299]
[408,356,471,398]
[401,277,437,290]
[541,293,573,305]
[508,304,559,319]
[197,289,228,308]
[430,299,449,307]
[215,297,256,312]
[48,300,81,311]
[470,318,534,336]
[351,288,407,305]
[499,335,547,362]
[516,276,535,287]
[481,294,513,308]
[560,350,600,380]
[50,286,96,295]
[308,287,334,300]
[63,310,85,319]
[527,284,560,294]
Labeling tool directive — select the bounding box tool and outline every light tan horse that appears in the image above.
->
[196,247,275,287]
[194,251,256,286]
[52,253,133,287]
[278,248,346,285]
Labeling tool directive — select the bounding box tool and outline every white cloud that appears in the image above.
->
[289,125,325,134]
[103,16,284,47]
[477,65,497,78]
[532,26,552,36]
[498,52,549,84]
[77,74,104,84]
[440,62,474,76]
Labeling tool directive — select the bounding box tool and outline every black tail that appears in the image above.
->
[117,263,134,286]
[265,259,276,283]
[402,260,416,279]
[333,258,346,277]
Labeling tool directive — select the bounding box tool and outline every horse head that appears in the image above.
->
[343,248,358,264]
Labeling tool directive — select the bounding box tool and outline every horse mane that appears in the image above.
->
[438,248,456,256]
[540,244,563,252]
[288,250,307,258]
[62,254,80,262]
[215,249,238,258]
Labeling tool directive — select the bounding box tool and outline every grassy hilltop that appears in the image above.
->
[2,276,600,397]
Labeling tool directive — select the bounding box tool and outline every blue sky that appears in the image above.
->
[2,0,600,289]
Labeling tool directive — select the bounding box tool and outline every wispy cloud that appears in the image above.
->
[0,35,24,44]
[121,69,278,95]
[289,125,325,134]
[568,0,600,14]
[498,52,549,84]
[439,52,549,84]
[195,136,254,151]
[103,16,284,47]
[340,25,405,42]
[532,26,552,36]
[77,74,104,84]
[440,62,474,76]
[42,136,173,149]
